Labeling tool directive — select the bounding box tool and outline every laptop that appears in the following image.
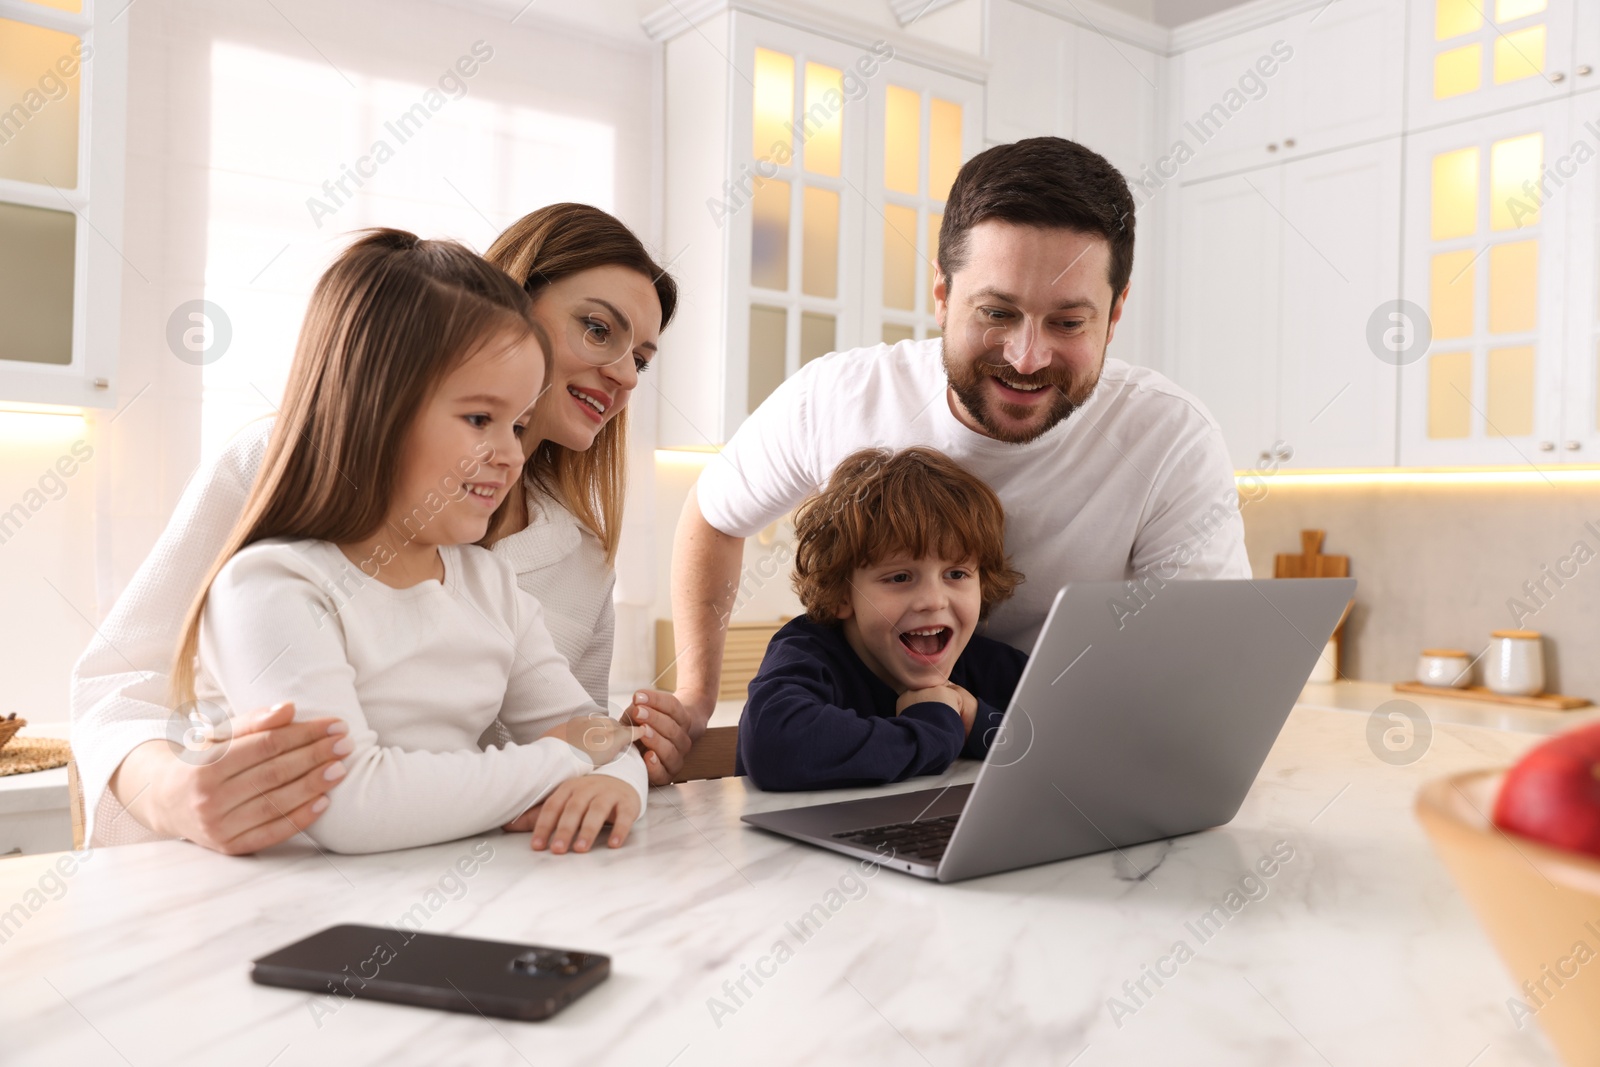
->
[741,578,1356,883]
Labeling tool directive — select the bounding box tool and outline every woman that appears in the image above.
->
[71,204,699,855]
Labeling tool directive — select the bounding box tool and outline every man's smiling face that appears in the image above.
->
[934,219,1128,444]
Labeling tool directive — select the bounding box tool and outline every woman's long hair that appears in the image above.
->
[484,204,678,563]
[170,229,541,705]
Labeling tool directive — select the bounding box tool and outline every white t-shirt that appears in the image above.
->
[197,538,647,854]
[696,339,1251,651]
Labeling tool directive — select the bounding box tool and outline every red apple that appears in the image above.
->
[1493,722,1600,859]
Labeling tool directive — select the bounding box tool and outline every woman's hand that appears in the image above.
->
[111,701,352,855]
[626,689,698,785]
[502,776,641,853]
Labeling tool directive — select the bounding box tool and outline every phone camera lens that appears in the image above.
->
[512,950,579,975]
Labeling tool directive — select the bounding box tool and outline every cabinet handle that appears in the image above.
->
[1551,71,1567,82]
[1266,143,1278,152]
[1273,442,1294,460]
[1284,138,1296,148]
[1539,441,1556,451]
[1566,441,1582,451]
[1258,450,1273,465]
[1580,65,1594,76]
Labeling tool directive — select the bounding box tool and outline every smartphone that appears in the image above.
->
[251,924,609,1022]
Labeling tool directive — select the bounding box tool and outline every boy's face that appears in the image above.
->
[836,554,983,693]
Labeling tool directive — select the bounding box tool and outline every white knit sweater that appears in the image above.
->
[69,419,622,847]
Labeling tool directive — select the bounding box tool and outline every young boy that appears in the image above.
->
[737,447,1029,791]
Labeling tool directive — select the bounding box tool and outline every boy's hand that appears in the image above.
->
[502,776,640,853]
[896,683,979,737]
[946,683,979,737]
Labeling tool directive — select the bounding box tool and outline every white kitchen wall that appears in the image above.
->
[0,0,663,722]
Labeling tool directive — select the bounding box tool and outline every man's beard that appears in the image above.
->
[941,337,1103,444]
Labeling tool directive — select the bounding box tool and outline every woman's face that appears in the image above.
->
[527,264,663,453]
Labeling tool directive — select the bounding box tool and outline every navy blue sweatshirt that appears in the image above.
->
[736,616,1030,791]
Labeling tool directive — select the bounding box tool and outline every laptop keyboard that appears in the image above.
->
[831,813,960,862]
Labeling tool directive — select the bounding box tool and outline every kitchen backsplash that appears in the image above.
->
[1241,479,1600,702]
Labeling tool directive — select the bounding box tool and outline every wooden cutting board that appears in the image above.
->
[1275,529,1350,579]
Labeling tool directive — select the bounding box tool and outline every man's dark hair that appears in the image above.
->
[937,137,1136,303]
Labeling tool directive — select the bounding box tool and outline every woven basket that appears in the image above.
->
[0,716,23,751]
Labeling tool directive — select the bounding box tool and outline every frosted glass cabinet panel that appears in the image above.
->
[0,19,82,187]
[1399,100,1570,465]
[0,201,75,365]
[867,68,980,350]
[1407,0,1591,128]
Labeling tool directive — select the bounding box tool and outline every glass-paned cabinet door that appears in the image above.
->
[1407,0,1581,128]
[864,63,983,348]
[0,0,124,408]
[728,22,871,419]
[1399,100,1570,466]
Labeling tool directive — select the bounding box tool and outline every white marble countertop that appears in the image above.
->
[0,704,1566,1066]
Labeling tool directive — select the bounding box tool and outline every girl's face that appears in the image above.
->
[527,265,663,452]
[391,326,544,550]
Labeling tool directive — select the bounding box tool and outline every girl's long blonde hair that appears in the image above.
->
[484,204,679,563]
[170,229,541,705]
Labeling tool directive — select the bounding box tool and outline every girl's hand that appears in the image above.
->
[115,701,352,855]
[539,714,642,768]
[625,689,697,785]
[503,776,640,853]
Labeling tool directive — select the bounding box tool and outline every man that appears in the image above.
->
[658,136,1249,746]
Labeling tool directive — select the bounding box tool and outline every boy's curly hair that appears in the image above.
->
[791,447,1023,624]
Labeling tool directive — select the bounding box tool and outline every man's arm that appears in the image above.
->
[669,483,745,732]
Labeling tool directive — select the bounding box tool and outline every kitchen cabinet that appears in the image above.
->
[1173,0,1403,183]
[1174,138,1401,470]
[1397,97,1580,466]
[652,8,982,447]
[1405,0,1599,131]
[0,1,128,409]
[1560,87,1600,461]
[982,0,1162,370]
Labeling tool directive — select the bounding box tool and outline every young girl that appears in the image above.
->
[170,230,646,855]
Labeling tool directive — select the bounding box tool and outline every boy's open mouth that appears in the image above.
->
[899,626,952,658]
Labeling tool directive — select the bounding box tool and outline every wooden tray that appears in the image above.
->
[1394,681,1592,710]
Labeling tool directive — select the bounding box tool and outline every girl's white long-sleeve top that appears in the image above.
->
[195,538,644,855]
[69,419,624,847]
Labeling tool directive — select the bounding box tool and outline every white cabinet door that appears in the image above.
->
[1405,0,1577,129]
[1398,99,1571,467]
[1275,0,1404,158]
[1558,90,1600,462]
[1173,172,1282,468]
[983,0,1074,145]
[1174,22,1288,182]
[1073,28,1159,181]
[1276,139,1402,469]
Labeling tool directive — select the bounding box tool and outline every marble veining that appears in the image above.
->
[0,705,1567,1066]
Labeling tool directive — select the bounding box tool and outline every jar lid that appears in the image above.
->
[1421,648,1470,658]
[1490,629,1541,640]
